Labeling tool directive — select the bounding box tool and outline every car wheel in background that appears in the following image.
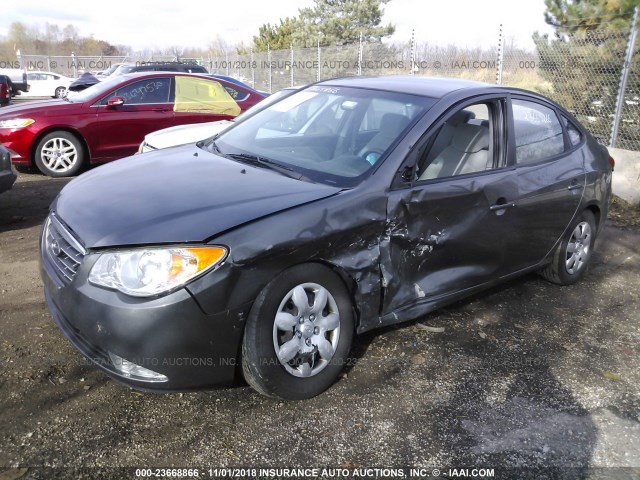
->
[540,210,596,285]
[242,263,354,400]
[54,87,66,98]
[35,131,84,177]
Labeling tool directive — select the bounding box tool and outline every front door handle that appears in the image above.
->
[489,201,516,211]
[567,183,583,191]
[152,108,170,112]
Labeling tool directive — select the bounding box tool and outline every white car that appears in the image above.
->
[139,120,233,153]
[22,71,73,98]
[139,86,299,153]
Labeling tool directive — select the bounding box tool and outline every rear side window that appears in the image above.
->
[561,115,582,147]
[223,85,250,102]
[173,76,241,115]
[512,99,564,164]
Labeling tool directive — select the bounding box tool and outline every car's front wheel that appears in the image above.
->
[242,263,354,400]
[540,209,596,285]
[35,131,84,177]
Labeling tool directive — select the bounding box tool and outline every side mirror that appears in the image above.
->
[106,96,125,108]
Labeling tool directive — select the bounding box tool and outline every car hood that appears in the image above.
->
[0,99,77,118]
[145,120,233,149]
[53,145,342,248]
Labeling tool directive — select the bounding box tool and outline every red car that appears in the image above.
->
[0,72,265,177]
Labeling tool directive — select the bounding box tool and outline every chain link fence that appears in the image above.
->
[16,53,200,78]
[15,13,640,151]
[503,29,634,149]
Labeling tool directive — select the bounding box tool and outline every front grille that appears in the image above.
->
[44,214,86,284]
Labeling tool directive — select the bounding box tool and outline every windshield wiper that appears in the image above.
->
[225,153,303,180]
[207,139,222,154]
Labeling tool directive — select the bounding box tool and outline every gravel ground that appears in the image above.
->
[1,171,639,480]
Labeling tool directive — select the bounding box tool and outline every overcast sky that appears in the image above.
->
[3,0,555,51]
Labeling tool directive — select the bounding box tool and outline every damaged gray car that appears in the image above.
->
[41,76,613,400]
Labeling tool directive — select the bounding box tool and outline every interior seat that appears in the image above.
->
[419,124,490,180]
[423,110,476,167]
[357,113,411,161]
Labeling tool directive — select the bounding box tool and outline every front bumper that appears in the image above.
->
[40,229,250,392]
[0,126,36,164]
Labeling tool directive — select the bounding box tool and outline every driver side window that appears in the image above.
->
[110,78,171,105]
[415,101,501,181]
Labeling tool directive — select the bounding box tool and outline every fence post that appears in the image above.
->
[409,29,416,76]
[317,39,321,82]
[358,33,363,76]
[290,44,294,87]
[268,45,272,93]
[71,52,77,77]
[610,6,638,148]
[496,23,504,85]
[250,48,255,89]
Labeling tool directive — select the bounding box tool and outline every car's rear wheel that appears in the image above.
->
[539,210,596,285]
[35,131,84,177]
[242,263,353,400]
[54,87,66,98]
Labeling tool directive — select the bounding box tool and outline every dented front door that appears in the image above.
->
[381,171,518,316]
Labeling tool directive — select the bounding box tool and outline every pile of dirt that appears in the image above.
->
[608,195,640,229]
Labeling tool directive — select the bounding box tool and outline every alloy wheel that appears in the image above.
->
[565,221,592,275]
[40,137,78,173]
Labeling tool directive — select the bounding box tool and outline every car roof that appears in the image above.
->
[318,75,493,98]
[113,72,256,90]
[27,71,67,75]
[117,72,217,81]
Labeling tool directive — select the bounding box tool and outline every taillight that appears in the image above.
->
[609,155,615,171]
[0,83,7,98]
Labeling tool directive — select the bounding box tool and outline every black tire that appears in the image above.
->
[242,263,354,400]
[539,210,596,285]
[54,87,66,98]
[35,131,84,177]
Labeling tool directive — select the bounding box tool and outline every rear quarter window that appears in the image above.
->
[561,115,583,147]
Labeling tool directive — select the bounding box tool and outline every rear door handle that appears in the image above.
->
[152,108,170,112]
[567,183,583,191]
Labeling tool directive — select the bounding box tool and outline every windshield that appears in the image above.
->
[101,64,121,76]
[112,64,136,76]
[208,85,434,187]
[68,75,127,103]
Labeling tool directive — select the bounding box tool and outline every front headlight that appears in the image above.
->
[89,246,227,297]
[0,118,35,129]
